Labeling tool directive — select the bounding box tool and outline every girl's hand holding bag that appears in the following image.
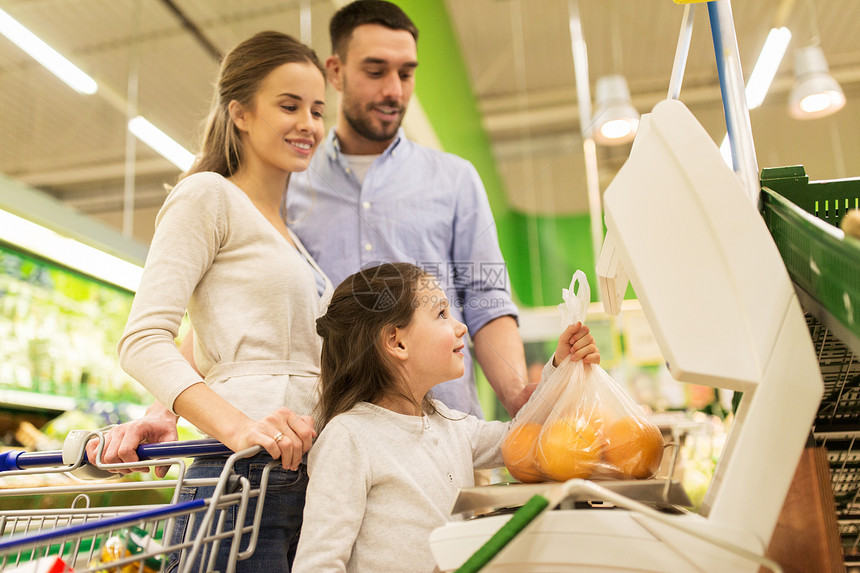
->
[502,271,665,483]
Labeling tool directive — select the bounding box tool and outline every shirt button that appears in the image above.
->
[447,473,454,482]
[364,243,372,251]
[362,201,371,209]
[345,167,352,174]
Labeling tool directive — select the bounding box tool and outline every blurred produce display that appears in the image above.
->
[0,242,151,405]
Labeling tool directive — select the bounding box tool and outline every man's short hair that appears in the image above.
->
[330,0,419,59]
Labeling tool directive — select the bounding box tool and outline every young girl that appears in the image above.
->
[113,31,331,571]
[292,262,599,573]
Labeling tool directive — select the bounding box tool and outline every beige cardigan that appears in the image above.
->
[118,172,332,420]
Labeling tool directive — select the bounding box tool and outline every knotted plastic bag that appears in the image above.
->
[502,271,664,483]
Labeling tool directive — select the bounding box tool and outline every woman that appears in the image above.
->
[109,30,330,571]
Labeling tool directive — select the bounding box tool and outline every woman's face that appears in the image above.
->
[236,61,326,175]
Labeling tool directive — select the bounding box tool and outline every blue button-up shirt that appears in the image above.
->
[287,128,518,417]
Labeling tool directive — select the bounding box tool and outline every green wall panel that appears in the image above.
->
[508,212,596,307]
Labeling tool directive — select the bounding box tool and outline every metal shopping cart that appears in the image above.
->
[0,431,277,572]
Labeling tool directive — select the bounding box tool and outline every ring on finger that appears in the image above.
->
[273,432,285,444]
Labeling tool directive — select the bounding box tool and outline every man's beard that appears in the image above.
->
[342,79,405,142]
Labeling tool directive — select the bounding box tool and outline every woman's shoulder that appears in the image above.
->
[155,172,242,234]
[170,171,230,196]
[182,171,225,183]
[163,171,227,204]
[162,172,253,219]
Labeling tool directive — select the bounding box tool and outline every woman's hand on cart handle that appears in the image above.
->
[241,408,316,471]
[85,401,179,478]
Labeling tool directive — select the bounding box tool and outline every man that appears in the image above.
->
[288,0,534,418]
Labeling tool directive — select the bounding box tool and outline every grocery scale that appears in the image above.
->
[429,4,825,569]
[430,95,823,573]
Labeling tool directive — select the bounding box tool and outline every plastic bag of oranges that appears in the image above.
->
[502,271,665,483]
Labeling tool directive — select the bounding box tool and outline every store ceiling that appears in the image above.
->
[1,0,859,246]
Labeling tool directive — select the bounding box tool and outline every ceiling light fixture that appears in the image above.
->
[0,8,97,95]
[0,208,143,291]
[718,26,792,168]
[788,45,845,119]
[745,26,792,109]
[128,116,195,171]
[592,74,639,146]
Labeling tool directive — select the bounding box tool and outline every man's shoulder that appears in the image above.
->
[402,137,475,172]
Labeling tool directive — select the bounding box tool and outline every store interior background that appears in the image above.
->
[0,0,858,496]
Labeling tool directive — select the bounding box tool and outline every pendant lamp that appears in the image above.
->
[788,45,845,119]
[592,74,639,145]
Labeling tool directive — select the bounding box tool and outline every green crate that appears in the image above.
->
[760,165,860,345]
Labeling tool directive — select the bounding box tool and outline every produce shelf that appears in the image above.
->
[760,165,860,354]
[760,166,860,566]
[805,313,860,564]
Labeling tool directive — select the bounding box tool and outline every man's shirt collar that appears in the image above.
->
[325,127,406,161]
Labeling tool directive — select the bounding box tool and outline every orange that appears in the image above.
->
[536,417,603,481]
[603,417,664,479]
[502,423,544,483]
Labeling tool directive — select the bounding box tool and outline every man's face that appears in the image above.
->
[331,24,418,143]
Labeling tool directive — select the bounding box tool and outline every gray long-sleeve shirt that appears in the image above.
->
[293,400,511,573]
[118,172,332,420]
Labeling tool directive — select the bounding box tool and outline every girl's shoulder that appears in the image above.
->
[429,399,468,419]
[427,400,491,432]
[325,402,428,435]
[327,402,387,425]
[314,404,382,447]
[320,403,372,429]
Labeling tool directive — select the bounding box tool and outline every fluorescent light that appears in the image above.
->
[718,27,791,169]
[128,116,195,171]
[0,8,97,95]
[0,209,142,291]
[745,27,791,109]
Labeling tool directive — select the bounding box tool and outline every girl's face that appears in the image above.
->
[398,284,468,397]
[236,61,326,175]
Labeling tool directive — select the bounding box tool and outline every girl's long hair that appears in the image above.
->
[182,31,324,181]
[315,262,438,428]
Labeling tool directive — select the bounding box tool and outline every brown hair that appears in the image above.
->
[329,0,418,60]
[184,31,324,179]
[315,262,438,428]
